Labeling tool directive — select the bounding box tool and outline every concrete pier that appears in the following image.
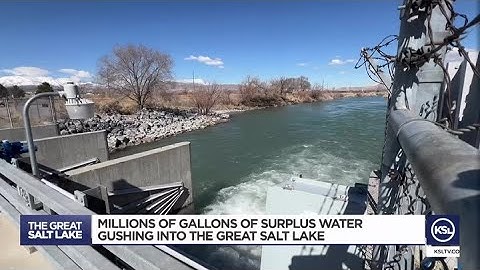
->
[34,130,109,170]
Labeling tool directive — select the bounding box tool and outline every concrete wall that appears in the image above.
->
[0,124,58,141]
[34,130,109,170]
[67,142,193,205]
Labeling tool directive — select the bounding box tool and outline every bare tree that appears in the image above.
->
[217,89,233,106]
[270,76,310,94]
[190,83,221,114]
[298,76,311,91]
[270,77,288,96]
[98,44,173,110]
[239,76,267,101]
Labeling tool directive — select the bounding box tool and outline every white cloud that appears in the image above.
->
[58,68,91,78]
[297,62,308,67]
[184,55,224,68]
[2,66,49,77]
[328,58,355,65]
[58,68,92,84]
[0,66,92,86]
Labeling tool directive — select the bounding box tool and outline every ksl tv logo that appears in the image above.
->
[426,215,459,246]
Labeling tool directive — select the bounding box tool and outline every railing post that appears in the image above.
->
[5,97,14,128]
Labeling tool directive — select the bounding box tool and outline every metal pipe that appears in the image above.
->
[390,109,480,269]
[22,91,61,177]
[49,96,57,124]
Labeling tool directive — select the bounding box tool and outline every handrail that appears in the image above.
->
[389,109,480,269]
[0,159,204,270]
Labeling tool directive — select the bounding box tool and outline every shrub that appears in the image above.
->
[96,100,136,115]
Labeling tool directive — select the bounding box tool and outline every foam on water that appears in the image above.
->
[203,142,373,215]
[199,142,375,270]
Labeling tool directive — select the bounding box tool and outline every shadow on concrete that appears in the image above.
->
[111,178,143,191]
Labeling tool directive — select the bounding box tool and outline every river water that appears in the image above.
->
[112,96,387,269]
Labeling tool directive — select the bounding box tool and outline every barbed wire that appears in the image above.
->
[398,1,479,73]
[358,1,478,269]
[357,0,479,136]
[355,35,397,93]
[356,0,479,101]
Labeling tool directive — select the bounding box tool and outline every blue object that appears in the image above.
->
[420,257,436,270]
[0,140,31,163]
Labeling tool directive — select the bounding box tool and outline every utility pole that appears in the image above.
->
[192,69,195,92]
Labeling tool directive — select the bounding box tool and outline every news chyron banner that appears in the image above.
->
[20,215,460,257]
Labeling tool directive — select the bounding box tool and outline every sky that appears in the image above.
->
[0,1,478,87]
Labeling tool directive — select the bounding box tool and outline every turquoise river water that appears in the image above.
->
[112,96,387,269]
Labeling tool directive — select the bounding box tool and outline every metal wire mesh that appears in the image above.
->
[357,1,479,268]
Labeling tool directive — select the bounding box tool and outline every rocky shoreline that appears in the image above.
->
[55,92,384,152]
[58,110,230,151]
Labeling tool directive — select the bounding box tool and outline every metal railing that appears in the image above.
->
[0,159,209,270]
[0,96,67,128]
[389,109,480,269]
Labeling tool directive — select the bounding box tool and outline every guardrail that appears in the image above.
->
[389,109,480,269]
[0,159,209,270]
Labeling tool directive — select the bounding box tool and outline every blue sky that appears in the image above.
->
[0,1,478,87]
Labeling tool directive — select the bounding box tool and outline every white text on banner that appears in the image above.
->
[91,215,425,245]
